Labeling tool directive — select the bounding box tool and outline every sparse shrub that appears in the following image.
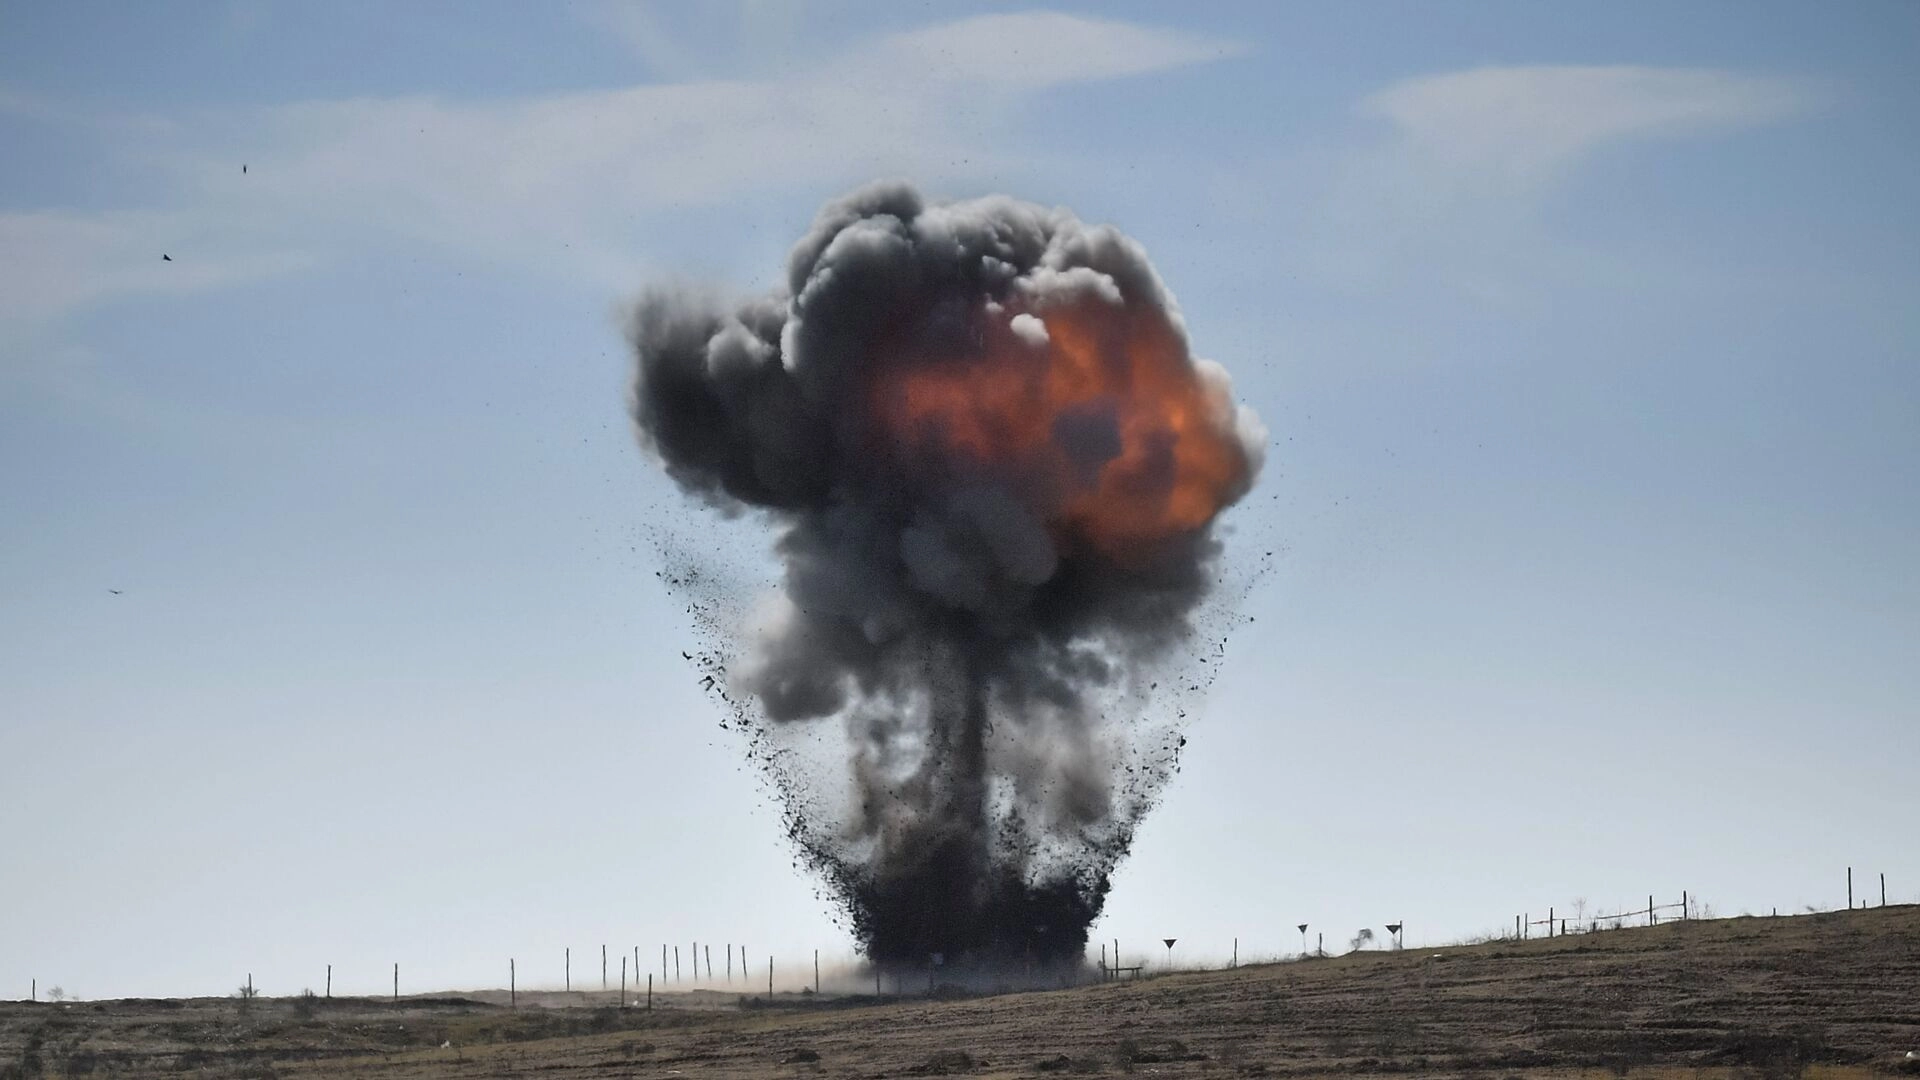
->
[919,1050,975,1074]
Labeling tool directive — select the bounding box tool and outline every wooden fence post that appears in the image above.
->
[1848,867,1853,909]
[603,944,607,990]
[815,949,820,994]
[769,956,774,997]
[620,956,627,1008]
[510,959,516,1008]
[647,973,652,1011]
[706,945,712,981]
[392,963,398,1003]
[674,946,680,982]
[565,947,571,993]
[326,965,331,999]
[1882,873,1887,907]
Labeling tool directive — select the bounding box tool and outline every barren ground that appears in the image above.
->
[4,905,1916,1079]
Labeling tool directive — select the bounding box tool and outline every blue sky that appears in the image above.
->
[2,0,1916,998]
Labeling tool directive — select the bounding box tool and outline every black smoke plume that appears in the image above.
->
[628,181,1264,975]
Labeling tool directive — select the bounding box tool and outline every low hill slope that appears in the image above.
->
[3,905,1915,1078]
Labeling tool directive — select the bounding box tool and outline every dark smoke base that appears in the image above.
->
[647,512,1265,983]
[630,182,1266,977]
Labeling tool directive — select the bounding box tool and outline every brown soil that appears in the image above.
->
[3,905,1915,1079]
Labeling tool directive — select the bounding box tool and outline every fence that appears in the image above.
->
[14,868,1904,1003]
[1518,894,1687,939]
[1512,867,1899,942]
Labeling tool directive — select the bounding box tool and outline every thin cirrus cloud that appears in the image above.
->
[1300,64,1824,295]
[0,210,311,320]
[0,12,1239,342]
[1358,64,1821,196]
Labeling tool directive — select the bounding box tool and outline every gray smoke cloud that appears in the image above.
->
[628,181,1265,972]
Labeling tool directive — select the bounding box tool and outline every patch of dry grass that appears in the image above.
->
[3,905,1915,1079]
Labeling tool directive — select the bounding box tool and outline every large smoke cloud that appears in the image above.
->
[629,181,1264,974]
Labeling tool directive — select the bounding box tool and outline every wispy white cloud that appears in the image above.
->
[862,11,1245,91]
[1307,65,1823,297]
[0,210,312,327]
[1360,65,1819,195]
[0,11,1238,341]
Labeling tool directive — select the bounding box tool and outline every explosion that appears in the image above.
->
[869,291,1249,563]
[629,182,1264,977]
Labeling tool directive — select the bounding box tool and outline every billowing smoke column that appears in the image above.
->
[629,182,1264,974]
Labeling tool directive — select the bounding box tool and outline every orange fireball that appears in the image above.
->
[869,295,1252,563]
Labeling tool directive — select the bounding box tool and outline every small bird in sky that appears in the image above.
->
[161,254,172,261]
[108,589,123,595]
[242,164,247,173]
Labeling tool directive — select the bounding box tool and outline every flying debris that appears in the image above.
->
[628,182,1266,978]
[161,254,172,262]
[107,589,123,595]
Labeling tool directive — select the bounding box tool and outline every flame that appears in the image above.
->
[869,300,1250,561]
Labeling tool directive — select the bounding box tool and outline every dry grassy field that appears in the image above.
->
[4,905,1916,1079]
